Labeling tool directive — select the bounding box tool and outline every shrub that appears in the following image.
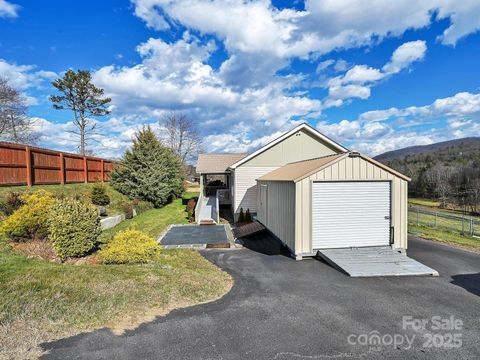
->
[48,198,101,259]
[1,192,23,216]
[110,126,184,207]
[186,198,197,222]
[238,207,245,223]
[0,190,57,241]
[98,229,160,264]
[90,183,110,206]
[132,199,153,214]
[120,201,134,219]
[245,208,252,223]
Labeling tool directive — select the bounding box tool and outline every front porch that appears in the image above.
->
[200,172,232,205]
[195,172,233,224]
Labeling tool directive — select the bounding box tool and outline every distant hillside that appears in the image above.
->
[375,137,480,165]
[374,137,480,207]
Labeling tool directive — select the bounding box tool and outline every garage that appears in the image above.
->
[311,181,391,249]
[256,151,410,259]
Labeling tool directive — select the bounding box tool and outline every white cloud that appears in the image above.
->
[0,59,56,90]
[328,84,371,100]
[323,41,426,106]
[382,40,427,74]
[93,35,322,154]
[0,0,19,18]
[132,0,480,60]
[317,91,480,155]
[342,65,385,83]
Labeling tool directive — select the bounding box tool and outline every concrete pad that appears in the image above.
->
[158,224,230,248]
[317,246,439,277]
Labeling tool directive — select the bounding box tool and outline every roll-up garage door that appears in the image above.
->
[312,181,391,249]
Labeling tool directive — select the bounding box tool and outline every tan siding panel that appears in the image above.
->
[257,181,296,251]
[234,166,278,213]
[244,129,339,167]
[295,156,408,253]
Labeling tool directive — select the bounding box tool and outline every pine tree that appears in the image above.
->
[110,126,183,207]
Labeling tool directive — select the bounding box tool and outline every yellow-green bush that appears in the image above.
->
[99,229,160,264]
[48,198,101,259]
[0,190,57,240]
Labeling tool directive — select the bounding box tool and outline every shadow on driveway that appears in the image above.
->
[450,272,480,297]
[239,231,291,257]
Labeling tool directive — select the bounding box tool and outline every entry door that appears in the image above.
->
[258,184,268,223]
[312,181,391,249]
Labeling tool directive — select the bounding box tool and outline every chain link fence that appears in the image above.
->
[409,206,480,237]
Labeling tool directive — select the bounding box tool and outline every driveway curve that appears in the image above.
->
[41,237,480,359]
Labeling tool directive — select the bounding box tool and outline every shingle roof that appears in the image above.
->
[196,153,247,174]
[257,154,346,182]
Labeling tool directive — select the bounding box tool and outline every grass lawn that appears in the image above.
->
[0,183,132,216]
[0,245,232,359]
[409,224,480,251]
[409,198,441,208]
[0,190,230,359]
[99,192,198,242]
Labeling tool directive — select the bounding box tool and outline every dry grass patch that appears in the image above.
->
[0,246,232,359]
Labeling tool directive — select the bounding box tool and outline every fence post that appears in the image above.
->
[25,146,32,187]
[416,208,419,226]
[434,212,437,228]
[461,213,465,235]
[83,156,88,183]
[101,159,104,183]
[470,219,474,237]
[59,153,65,184]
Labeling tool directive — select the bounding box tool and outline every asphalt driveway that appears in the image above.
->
[41,237,480,359]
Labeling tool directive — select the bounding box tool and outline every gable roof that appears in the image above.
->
[258,153,347,182]
[229,123,349,169]
[196,153,246,174]
[258,152,411,182]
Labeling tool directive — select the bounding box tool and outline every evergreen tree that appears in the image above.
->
[110,126,183,207]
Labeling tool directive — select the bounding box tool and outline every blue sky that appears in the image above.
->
[1,0,479,158]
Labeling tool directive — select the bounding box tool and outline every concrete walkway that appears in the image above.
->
[198,196,217,223]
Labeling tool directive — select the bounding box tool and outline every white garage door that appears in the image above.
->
[312,181,391,249]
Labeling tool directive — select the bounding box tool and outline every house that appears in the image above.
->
[196,122,411,260]
[196,123,348,222]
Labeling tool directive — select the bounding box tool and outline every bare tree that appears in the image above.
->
[160,113,203,164]
[49,70,111,155]
[0,77,37,143]
[426,165,453,207]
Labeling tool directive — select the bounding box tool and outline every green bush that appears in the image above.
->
[98,229,160,264]
[245,208,252,222]
[110,126,184,207]
[0,190,57,241]
[132,199,153,214]
[90,183,110,206]
[238,207,245,223]
[48,198,101,259]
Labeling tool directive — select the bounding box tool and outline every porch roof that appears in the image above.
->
[196,153,247,174]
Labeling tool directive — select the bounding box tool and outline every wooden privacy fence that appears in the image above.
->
[0,142,115,186]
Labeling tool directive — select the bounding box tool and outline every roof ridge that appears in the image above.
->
[199,152,247,156]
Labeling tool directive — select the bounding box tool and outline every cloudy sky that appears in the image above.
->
[1,0,480,158]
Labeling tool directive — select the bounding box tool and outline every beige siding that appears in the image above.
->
[234,166,278,213]
[295,156,408,255]
[243,129,339,167]
[257,181,296,252]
